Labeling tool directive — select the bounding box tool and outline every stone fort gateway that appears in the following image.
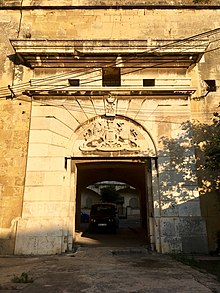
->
[0,0,220,255]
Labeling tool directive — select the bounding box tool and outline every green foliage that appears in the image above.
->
[159,115,219,196]
[188,113,220,194]
[11,272,33,283]
[204,112,220,171]
[205,136,220,170]
[100,186,124,204]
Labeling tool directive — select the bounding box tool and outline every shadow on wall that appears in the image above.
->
[158,120,220,252]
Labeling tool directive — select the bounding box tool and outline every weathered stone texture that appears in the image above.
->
[0,7,32,253]
[0,5,219,254]
[0,0,220,7]
[0,99,31,253]
[12,9,219,41]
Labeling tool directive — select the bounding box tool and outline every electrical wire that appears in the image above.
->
[12,42,220,95]
[0,28,220,98]
[1,33,217,93]
[4,89,216,129]
[13,92,218,115]
[23,43,220,92]
[17,0,24,38]
[1,27,219,93]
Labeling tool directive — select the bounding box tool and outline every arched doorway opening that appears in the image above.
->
[69,115,157,248]
[81,180,140,226]
[74,159,153,247]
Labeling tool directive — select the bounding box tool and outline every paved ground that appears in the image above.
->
[0,218,220,292]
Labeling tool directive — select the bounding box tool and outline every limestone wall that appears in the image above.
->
[0,0,219,7]
[6,9,220,40]
[0,6,219,254]
[0,9,32,253]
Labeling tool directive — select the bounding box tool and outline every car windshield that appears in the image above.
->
[91,204,116,215]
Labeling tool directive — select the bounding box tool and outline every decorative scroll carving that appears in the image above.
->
[79,117,140,153]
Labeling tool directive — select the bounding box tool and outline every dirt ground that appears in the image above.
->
[0,219,220,293]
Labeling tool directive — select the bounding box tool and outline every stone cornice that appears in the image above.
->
[10,39,209,68]
[24,88,196,99]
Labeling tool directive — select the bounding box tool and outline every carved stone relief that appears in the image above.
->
[79,117,140,153]
[104,94,116,117]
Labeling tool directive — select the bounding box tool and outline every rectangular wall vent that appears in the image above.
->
[143,79,155,87]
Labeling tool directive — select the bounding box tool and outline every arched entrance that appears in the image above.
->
[72,158,153,247]
[14,107,158,254]
[69,114,157,247]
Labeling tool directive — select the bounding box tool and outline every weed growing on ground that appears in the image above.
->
[11,272,33,283]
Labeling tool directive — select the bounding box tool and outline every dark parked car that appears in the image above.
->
[88,203,119,233]
[81,212,90,223]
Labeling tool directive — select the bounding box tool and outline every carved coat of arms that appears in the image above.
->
[79,118,140,153]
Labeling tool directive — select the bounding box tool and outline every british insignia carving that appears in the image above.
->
[79,118,140,153]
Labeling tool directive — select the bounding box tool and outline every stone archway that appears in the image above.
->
[74,159,152,246]
[14,112,157,255]
[69,115,157,247]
